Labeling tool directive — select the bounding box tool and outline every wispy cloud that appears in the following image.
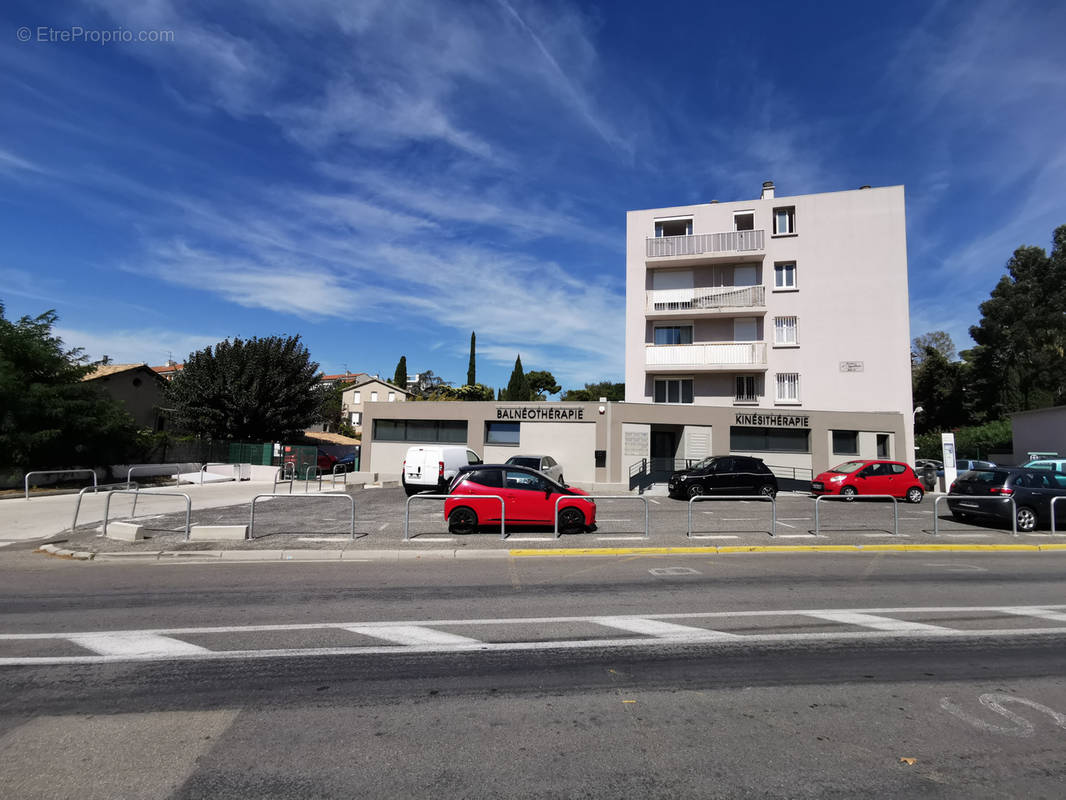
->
[52,325,223,365]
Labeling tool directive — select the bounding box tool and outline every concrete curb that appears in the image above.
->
[37,542,1066,563]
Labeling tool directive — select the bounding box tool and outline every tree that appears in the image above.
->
[316,380,353,432]
[964,226,1066,420]
[424,383,495,401]
[393,356,408,388]
[503,355,531,401]
[526,370,561,399]
[911,345,967,434]
[562,381,625,402]
[467,332,476,387]
[911,331,957,365]
[408,369,449,399]
[167,335,322,440]
[0,303,139,472]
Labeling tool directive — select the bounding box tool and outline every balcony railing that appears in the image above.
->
[646,342,767,369]
[647,285,765,313]
[646,229,765,259]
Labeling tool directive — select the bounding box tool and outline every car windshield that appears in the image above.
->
[828,461,866,474]
[507,457,540,469]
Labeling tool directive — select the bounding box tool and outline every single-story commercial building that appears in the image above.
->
[1011,405,1066,464]
[361,400,906,490]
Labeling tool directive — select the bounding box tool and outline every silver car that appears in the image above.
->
[504,454,565,485]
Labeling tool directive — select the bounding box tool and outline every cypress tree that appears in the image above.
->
[504,355,530,401]
[393,356,407,388]
[467,332,476,386]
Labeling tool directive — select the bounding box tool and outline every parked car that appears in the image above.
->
[937,459,996,478]
[1022,458,1066,472]
[915,459,943,471]
[504,454,565,484]
[403,445,482,496]
[946,467,1066,532]
[811,459,925,503]
[336,452,358,472]
[316,450,338,471]
[444,464,595,534]
[667,455,778,499]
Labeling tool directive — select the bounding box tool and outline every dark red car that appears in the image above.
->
[444,464,595,534]
[811,459,925,503]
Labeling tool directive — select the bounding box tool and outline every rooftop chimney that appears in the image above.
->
[761,180,775,199]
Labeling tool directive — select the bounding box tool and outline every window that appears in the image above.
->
[832,430,859,455]
[388,392,396,402]
[773,206,796,235]
[775,373,800,403]
[370,391,378,402]
[730,426,810,453]
[774,262,797,289]
[465,468,503,488]
[654,378,693,404]
[735,375,760,403]
[485,421,520,445]
[655,218,692,237]
[877,434,890,458]
[372,419,467,442]
[506,470,549,491]
[653,325,693,345]
[350,412,362,425]
[352,391,361,404]
[774,316,799,346]
[733,212,754,231]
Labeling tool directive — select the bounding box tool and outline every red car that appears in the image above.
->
[811,460,925,504]
[444,464,596,534]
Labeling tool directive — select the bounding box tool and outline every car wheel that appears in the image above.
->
[759,484,777,499]
[841,486,858,501]
[905,486,924,504]
[448,506,478,535]
[403,482,421,497]
[1016,506,1038,533]
[686,483,704,499]
[558,506,586,534]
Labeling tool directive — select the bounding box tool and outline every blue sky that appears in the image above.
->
[1,0,1064,393]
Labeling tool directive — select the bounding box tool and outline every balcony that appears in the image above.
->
[646,285,765,316]
[645,342,768,372]
[646,230,765,266]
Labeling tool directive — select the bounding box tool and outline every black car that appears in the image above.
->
[946,467,1066,532]
[667,456,778,499]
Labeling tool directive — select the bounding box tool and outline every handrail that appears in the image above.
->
[103,489,191,539]
[688,494,775,537]
[70,481,138,531]
[554,494,647,539]
[814,494,899,536]
[272,467,295,495]
[404,494,506,541]
[933,495,1017,536]
[331,463,347,488]
[304,465,321,493]
[249,493,355,540]
[24,468,97,500]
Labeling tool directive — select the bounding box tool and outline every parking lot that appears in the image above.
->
[44,486,1064,554]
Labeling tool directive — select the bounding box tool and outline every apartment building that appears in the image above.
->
[624,182,914,472]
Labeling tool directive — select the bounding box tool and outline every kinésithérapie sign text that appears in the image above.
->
[733,412,809,428]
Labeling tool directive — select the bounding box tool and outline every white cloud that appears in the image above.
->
[52,325,223,365]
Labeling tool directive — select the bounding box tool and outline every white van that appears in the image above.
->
[402,446,482,495]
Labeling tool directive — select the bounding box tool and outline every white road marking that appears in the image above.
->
[410,537,455,543]
[1000,607,1066,623]
[67,632,209,657]
[592,616,737,639]
[857,533,911,538]
[775,534,826,539]
[378,523,389,530]
[596,536,644,540]
[647,499,660,504]
[940,693,1066,737]
[778,518,812,521]
[0,542,15,548]
[939,533,992,538]
[802,611,947,632]
[506,537,553,542]
[720,517,755,521]
[298,536,348,542]
[776,521,796,529]
[688,534,740,540]
[341,625,482,646]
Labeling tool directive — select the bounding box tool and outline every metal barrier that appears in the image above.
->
[24,468,97,500]
[933,495,1017,536]
[282,461,296,480]
[198,463,236,485]
[70,481,138,531]
[331,463,348,488]
[126,463,191,489]
[1051,496,1065,535]
[404,494,506,541]
[554,495,648,539]
[304,465,322,493]
[249,493,356,540]
[687,494,776,538]
[814,494,899,536]
[103,489,191,539]
[272,467,295,495]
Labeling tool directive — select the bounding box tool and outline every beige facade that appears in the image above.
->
[340,377,409,435]
[625,182,915,464]
[362,401,907,489]
[1010,406,1066,463]
[82,363,166,430]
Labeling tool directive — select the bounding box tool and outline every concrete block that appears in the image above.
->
[106,521,145,542]
[189,524,248,541]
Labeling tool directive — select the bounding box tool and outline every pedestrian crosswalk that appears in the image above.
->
[3,605,1066,666]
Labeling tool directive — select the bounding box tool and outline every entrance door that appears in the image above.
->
[651,431,677,476]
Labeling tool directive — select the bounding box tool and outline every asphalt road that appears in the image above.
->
[2,551,1066,798]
